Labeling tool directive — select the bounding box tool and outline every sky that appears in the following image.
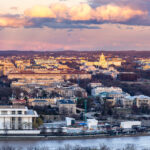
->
[1,0,150,51]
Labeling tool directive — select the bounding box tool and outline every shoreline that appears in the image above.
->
[0,133,150,141]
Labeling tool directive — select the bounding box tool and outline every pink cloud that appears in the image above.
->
[24,3,147,22]
[0,3,148,29]
[0,16,32,28]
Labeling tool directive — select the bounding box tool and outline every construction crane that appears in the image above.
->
[84,99,87,122]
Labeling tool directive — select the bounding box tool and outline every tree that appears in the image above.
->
[0,87,12,104]
[75,91,82,98]
[33,117,43,129]
[50,91,60,98]
[60,106,68,115]
[33,118,38,129]
[77,97,94,111]
[101,98,114,116]
[12,87,28,99]
[31,89,39,98]
[36,117,43,126]
[41,90,48,98]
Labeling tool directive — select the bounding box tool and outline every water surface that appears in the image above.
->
[1,136,150,149]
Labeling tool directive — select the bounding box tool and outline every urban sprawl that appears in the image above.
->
[0,51,150,137]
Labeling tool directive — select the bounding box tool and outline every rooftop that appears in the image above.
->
[0,105,26,109]
[59,100,75,104]
[33,100,48,103]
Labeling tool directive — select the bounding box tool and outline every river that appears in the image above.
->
[0,136,150,150]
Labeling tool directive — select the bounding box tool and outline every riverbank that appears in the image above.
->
[0,132,150,141]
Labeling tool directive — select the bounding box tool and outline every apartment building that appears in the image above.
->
[92,87,122,96]
[58,100,76,115]
[135,95,150,107]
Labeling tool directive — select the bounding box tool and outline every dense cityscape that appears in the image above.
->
[2,0,150,149]
[0,51,150,139]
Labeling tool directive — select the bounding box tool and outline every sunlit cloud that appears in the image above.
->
[0,3,149,29]
[25,5,56,18]
[69,4,94,21]
[0,15,32,28]
[1,0,150,51]
[25,3,147,22]
[95,4,146,22]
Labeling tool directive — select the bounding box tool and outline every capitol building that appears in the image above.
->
[82,53,125,69]
[97,53,108,68]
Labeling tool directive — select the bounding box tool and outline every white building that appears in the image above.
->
[66,117,75,126]
[91,87,122,96]
[120,121,141,129]
[0,106,39,134]
[87,119,98,130]
[88,83,102,89]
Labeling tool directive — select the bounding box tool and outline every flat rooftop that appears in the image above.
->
[0,105,26,109]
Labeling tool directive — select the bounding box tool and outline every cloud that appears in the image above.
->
[28,18,100,29]
[0,3,149,29]
[88,0,150,9]
[25,3,147,22]
[0,15,32,28]
[25,5,56,18]
[95,4,146,22]
[69,4,94,21]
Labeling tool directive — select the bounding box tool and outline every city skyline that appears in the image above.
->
[1,0,150,51]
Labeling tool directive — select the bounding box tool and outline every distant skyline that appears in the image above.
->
[1,0,150,51]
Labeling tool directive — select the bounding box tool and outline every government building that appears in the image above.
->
[0,106,40,135]
[81,53,125,69]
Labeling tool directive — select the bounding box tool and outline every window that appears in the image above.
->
[18,111,22,114]
[12,111,16,115]
[1,111,7,115]
[18,117,22,122]
[12,117,15,121]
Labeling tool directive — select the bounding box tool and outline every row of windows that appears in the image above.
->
[12,117,22,121]
[0,111,26,115]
